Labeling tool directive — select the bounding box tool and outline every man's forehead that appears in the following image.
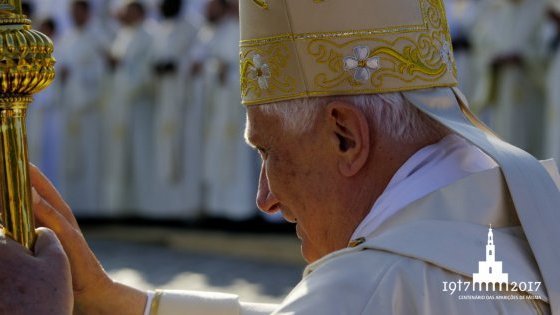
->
[244,107,265,146]
[244,106,279,146]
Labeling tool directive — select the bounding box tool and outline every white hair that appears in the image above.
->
[253,92,449,143]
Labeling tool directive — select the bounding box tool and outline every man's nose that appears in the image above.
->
[256,164,279,214]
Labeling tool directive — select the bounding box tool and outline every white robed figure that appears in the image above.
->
[58,0,107,214]
[472,0,548,155]
[202,1,257,220]
[444,0,478,100]
[27,19,65,190]
[103,1,154,214]
[28,81,63,189]
[30,0,72,35]
[148,0,201,217]
[545,1,560,166]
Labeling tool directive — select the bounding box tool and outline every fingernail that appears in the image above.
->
[31,187,40,205]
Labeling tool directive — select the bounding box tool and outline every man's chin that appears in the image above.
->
[300,239,321,263]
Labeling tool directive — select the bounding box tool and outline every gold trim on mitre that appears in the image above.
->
[240,0,458,106]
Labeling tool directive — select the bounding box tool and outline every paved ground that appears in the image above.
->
[83,224,305,304]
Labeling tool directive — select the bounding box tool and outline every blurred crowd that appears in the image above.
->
[447,0,560,159]
[23,0,560,219]
[26,0,260,220]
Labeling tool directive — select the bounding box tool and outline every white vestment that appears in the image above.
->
[58,24,107,214]
[27,76,64,191]
[202,17,258,220]
[147,136,559,314]
[146,18,202,217]
[102,23,155,214]
[445,0,478,100]
[351,134,496,240]
[545,35,560,166]
[30,0,72,35]
[471,0,547,155]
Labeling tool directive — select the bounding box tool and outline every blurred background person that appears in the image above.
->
[471,0,548,156]
[444,0,479,101]
[201,0,257,220]
[57,0,108,214]
[28,18,65,190]
[102,0,154,214]
[29,0,113,39]
[149,0,202,218]
[545,0,560,166]
[28,0,73,34]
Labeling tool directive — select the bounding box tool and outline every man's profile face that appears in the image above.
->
[245,105,346,263]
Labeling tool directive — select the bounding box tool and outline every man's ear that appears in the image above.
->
[325,101,370,177]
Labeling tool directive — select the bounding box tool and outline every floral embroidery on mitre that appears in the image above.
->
[440,38,454,73]
[343,46,381,82]
[248,54,271,90]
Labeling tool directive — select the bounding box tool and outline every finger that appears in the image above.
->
[33,191,82,239]
[33,194,102,292]
[29,164,75,224]
[34,228,69,265]
[29,164,78,228]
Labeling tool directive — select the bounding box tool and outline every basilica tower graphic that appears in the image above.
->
[473,226,509,291]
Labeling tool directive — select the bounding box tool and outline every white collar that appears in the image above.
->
[350,134,497,242]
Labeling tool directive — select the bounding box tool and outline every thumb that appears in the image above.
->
[34,227,69,264]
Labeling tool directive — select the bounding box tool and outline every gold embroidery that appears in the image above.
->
[240,43,297,99]
[240,33,293,47]
[243,82,456,106]
[239,26,428,47]
[348,237,366,248]
[240,0,458,105]
[149,290,164,315]
[308,36,447,90]
[307,0,452,91]
[251,0,269,10]
[242,0,425,46]
[250,0,326,10]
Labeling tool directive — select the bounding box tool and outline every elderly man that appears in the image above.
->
[2,0,560,314]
